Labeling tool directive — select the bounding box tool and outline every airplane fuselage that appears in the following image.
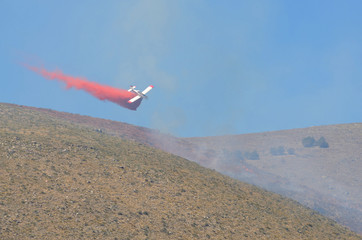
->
[130,89,147,99]
[127,85,153,104]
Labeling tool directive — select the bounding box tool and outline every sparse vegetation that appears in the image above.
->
[187,125,361,234]
[222,149,244,164]
[302,136,316,147]
[0,103,360,239]
[270,146,286,156]
[270,146,296,156]
[302,136,329,148]
[316,136,329,148]
[287,148,295,155]
[244,150,260,160]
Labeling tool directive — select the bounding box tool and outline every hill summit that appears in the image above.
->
[0,103,360,239]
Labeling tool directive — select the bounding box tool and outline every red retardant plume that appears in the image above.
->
[25,65,142,110]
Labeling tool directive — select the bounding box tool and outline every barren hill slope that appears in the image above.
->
[6,103,361,233]
[186,123,362,234]
[1,103,361,239]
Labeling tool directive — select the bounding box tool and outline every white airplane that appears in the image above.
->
[127,85,154,103]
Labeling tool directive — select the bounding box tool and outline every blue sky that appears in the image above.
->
[1,0,361,137]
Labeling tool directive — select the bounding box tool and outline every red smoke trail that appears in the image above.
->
[25,65,142,110]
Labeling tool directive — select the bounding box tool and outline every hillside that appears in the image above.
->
[6,103,361,233]
[1,103,361,239]
[185,123,362,234]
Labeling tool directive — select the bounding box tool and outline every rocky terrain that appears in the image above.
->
[0,103,361,239]
[14,103,361,234]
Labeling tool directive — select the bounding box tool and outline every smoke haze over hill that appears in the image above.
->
[1,103,361,236]
[2,103,361,239]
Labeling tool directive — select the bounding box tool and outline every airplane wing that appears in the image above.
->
[128,95,141,103]
[142,85,154,95]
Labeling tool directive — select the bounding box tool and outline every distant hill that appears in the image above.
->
[184,123,362,234]
[0,103,361,239]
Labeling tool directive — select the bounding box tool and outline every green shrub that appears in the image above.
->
[302,136,329,148]
[316,137,329,148]
[287,148,295,155]
[222,149,244,163]
[244,150,259,160]
[270,146,285,156]
[302,137,316,147]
